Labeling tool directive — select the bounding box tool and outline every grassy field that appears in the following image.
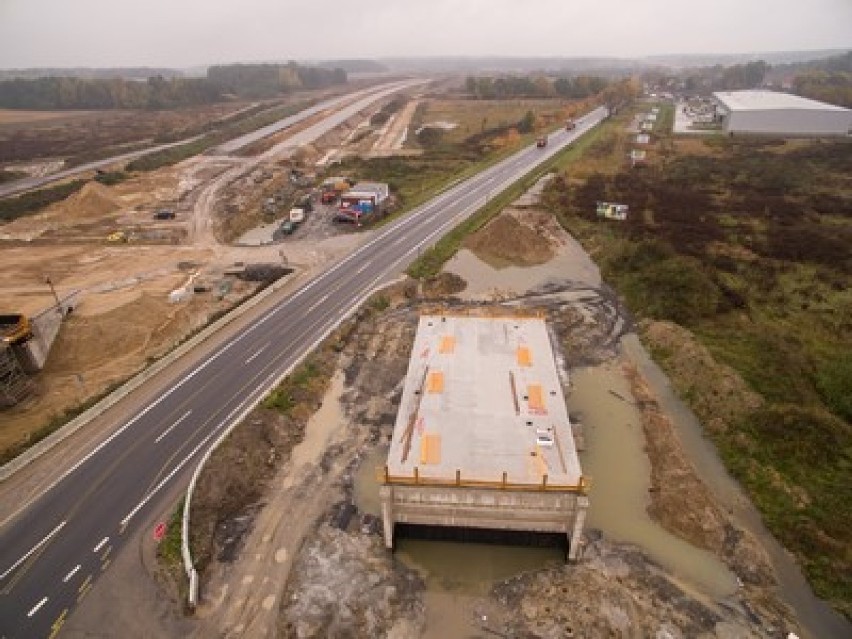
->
[542,103,852,615]
[409,98,582,145]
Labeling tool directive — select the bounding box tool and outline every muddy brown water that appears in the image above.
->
[445,244,601,298]
[568,363,738,598]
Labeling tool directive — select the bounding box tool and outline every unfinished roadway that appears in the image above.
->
[0,106,609,638]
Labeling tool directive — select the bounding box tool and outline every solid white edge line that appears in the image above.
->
[62,564,81,583]
[155,410,193,444]
[92,537,109,554]
[26,596,48,617]
[0,520,66,581]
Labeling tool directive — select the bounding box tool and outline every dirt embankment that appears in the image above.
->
[623,363,789,621]
[0,274,258,458]
[464,208,558,267]
[640,319,764,434]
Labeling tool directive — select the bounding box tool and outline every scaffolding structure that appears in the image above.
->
[0,344,33,407]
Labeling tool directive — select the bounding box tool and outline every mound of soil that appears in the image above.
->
[490,535,789,638]
[59,181,121,219]
[422,272,466,297]
[44,292,201,375]
[465,213,555,267]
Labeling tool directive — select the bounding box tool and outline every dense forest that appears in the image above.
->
[0,62,347,109]
[790,51,852,107]
[207,63,346,98]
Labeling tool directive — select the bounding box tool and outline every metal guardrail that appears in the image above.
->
[378,466,590,494]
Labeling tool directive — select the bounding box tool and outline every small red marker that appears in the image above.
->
[153,522,167,541]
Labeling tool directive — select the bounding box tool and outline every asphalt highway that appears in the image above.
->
[0,106,607,638]
[0,80,414,199]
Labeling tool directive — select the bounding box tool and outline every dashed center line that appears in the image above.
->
[245,343,269,364]
[93,537,109,553]
[62,565,81,583]
[155,410,192,444]
[306,294,330,314]
[27,596,48,617]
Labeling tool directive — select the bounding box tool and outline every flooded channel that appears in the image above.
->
[568,363,738,598]
[350,227,848,637]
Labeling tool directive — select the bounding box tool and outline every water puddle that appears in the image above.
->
[281,371,345,489]
[445,244,600,299]
[398,540,562,639]
[569,363,737,598]
[352,446,385,517]
[353,446,562,638]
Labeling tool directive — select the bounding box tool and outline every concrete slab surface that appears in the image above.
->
[387,315,582,486]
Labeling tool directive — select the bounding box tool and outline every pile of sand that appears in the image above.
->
[464,213,555,266]
[58,181,122,220]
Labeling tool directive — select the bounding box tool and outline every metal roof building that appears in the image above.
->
[713,90,852,136]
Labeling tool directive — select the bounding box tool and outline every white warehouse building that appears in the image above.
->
[713,90,852,137]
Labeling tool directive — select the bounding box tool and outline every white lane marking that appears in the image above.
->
[244,344,269,365]
[355,262,370,275]
[62,564,81,583]
[92,537,109,554]
[155,410,192,444]
[120,417,231,528]
[27,596,48,617]
[390,233,411,247]
[306,294,329,314]
[0,520,66,581]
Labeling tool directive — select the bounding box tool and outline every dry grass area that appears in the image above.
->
[0,102,250,166]
[411,98,576,145]
[0,109,96,125]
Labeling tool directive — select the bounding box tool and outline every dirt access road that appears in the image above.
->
[0,81,422,459]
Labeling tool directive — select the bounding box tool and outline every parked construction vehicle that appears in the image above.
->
[536,137,548,148]
[566,119,576,131]
[0,314,32,345]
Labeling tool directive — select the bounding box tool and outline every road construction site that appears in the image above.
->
[1,87,845,639]
[51,174,812,639]
[0,80,425,459]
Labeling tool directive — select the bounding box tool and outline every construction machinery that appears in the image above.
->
[0,314,32,345]
[536,137,548,148]
[565,119,576,131]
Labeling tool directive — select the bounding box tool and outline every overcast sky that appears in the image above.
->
[1,0,850,68]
